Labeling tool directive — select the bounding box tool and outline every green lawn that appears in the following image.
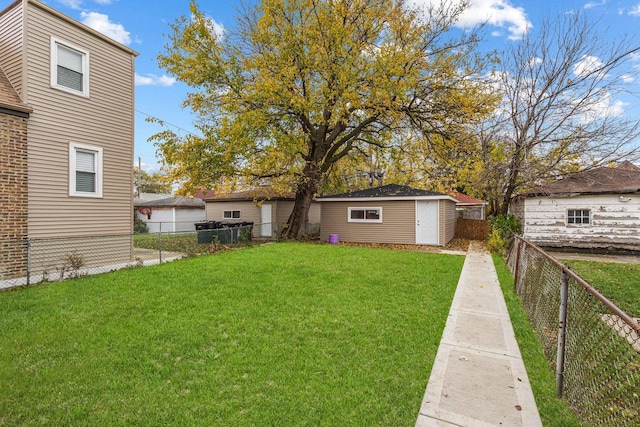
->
[562,260,640,317]
[0,243,464,426]
[492,255,580,426]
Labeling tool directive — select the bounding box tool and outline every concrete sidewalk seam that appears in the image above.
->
[415,243,542,427]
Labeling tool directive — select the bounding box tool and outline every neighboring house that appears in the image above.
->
[450,191,488,220]
[134,196,205,233]
[0,0,138,279]
[204,188,321,238]
[193,189,216,200]
[318,184,458,246]
[511,165,640,251]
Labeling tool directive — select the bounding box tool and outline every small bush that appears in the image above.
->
[134,217,149,234]
[488,214,521,255]
[487,229,506,256]
[489,214,521,240]
[60,251,86,279]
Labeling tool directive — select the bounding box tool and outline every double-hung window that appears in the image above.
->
[567,209,590,225]
[51,37,89,96]
[69,143,102,197]
[348,207,382,223]
[223,210,241,219]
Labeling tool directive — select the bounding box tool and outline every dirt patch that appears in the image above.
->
[338,237,472,254]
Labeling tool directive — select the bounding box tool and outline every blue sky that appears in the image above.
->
[39,0,640,173]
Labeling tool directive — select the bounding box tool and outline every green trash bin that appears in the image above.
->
[197,229,215,244]
[216,227,233,244]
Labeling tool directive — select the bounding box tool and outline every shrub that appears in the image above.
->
[488,214,521,255]
[490,214,521,240]
[487,229,507,256]
[134,217,149,234]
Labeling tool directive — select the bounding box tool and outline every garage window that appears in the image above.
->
[348,207,382,223]
[223,210,241,219]
[567,209,590,225]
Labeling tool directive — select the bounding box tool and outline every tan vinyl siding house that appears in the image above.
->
[0,0,138,278]
[204,189,321,238]
[319,184,458,246]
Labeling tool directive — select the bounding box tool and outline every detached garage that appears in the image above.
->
[318,184,458,246]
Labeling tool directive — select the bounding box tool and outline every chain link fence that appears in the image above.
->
[1,222,321,291]
[0,225,256,290]
[508,236,640,425]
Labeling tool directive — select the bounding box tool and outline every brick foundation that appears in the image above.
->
[0,111,28,279]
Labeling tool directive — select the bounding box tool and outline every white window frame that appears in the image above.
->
[223,210,241,219]
[567,209,590,225]
[51,37,90,97]
[348,207,383,223]
[69,143,103,198]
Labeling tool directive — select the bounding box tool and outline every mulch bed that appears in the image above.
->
[339,237,474,253]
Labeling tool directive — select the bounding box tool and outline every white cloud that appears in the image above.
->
[80,11,131,45]
[94,0,114,4]
[584,0,606,9]
[409,0,532,40]
[57,0,83,9]
[621,74,635,83]
[191,14,225,40]
[583,93,627,122]
[207,16,225,40]
[135,73,177,87]
[133,160,161,174]
[629,4,640,16]
[573,55,606,78]
[528,56,543,69]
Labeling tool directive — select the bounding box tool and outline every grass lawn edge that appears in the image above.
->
[491,254,580,426]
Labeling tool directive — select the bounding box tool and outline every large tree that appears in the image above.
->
[134,167,172,195]
[476,10,640,214]
[152,0,496,238]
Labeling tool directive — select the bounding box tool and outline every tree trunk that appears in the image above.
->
[284,162,320,240]
[498,156,521,215]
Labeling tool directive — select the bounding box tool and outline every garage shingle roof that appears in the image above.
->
[320,184,448,199]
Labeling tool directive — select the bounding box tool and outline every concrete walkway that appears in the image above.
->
[416,242,542,426]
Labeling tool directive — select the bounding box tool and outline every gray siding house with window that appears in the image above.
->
[319,184,458,246]
[511,165,640,251]
[0,0,137,277]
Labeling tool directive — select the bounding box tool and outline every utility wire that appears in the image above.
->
[135,109,200,137]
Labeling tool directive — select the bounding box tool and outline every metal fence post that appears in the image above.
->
[513,236,521,292]
[26,238,31,286]
[158,223,163,264]
[556,269,569,397]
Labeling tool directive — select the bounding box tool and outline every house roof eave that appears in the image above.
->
[319,195,458,203]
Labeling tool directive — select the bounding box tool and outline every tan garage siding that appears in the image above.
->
[206,201,262,225]
[0,2,24,96]
[24,2,135,238]
[274,200,292,227]
[440,200,457,245]
[320,200,415,244]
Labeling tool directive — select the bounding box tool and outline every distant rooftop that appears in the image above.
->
[449,191,487,205]
[526,165,640,196]
[134,196,204,208]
